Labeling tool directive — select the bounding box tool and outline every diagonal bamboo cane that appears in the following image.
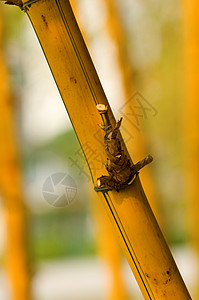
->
[2,0,192,299]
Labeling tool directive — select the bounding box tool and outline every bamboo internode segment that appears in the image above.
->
[11,0,191,299]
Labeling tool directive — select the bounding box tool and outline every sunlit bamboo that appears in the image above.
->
[182,0,199,297]
[3,0,192,298]
[0,10,31,300]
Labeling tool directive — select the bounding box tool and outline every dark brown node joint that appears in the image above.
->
[95,104,153,192]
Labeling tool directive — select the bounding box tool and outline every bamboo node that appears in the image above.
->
[95,105,153,192]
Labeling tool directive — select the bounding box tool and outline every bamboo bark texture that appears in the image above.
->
[6,0,192,299]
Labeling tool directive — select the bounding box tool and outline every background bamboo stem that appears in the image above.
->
[101,0,157,216]
[0,11,31,300]
[182,0,199,298]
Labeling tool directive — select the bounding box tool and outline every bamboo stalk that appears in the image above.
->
[6,0,191,299]
[182,0,199,297]
[0,11,31,300]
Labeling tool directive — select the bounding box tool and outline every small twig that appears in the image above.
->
[131,155,153,174]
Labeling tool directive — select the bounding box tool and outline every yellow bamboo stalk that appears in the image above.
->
[6,0,191,298]
[0,11,31,300]
[182,0,199,297]
[182,0,199,251]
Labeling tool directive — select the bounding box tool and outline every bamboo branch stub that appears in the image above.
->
[95,105,153,192]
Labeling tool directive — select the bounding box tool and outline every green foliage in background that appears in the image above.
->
[30,210,96,261]
[25,129,96,261]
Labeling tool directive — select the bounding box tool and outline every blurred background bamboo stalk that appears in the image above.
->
[0,10,31,300]
[101,0,157,217]
[183,0,199,298]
